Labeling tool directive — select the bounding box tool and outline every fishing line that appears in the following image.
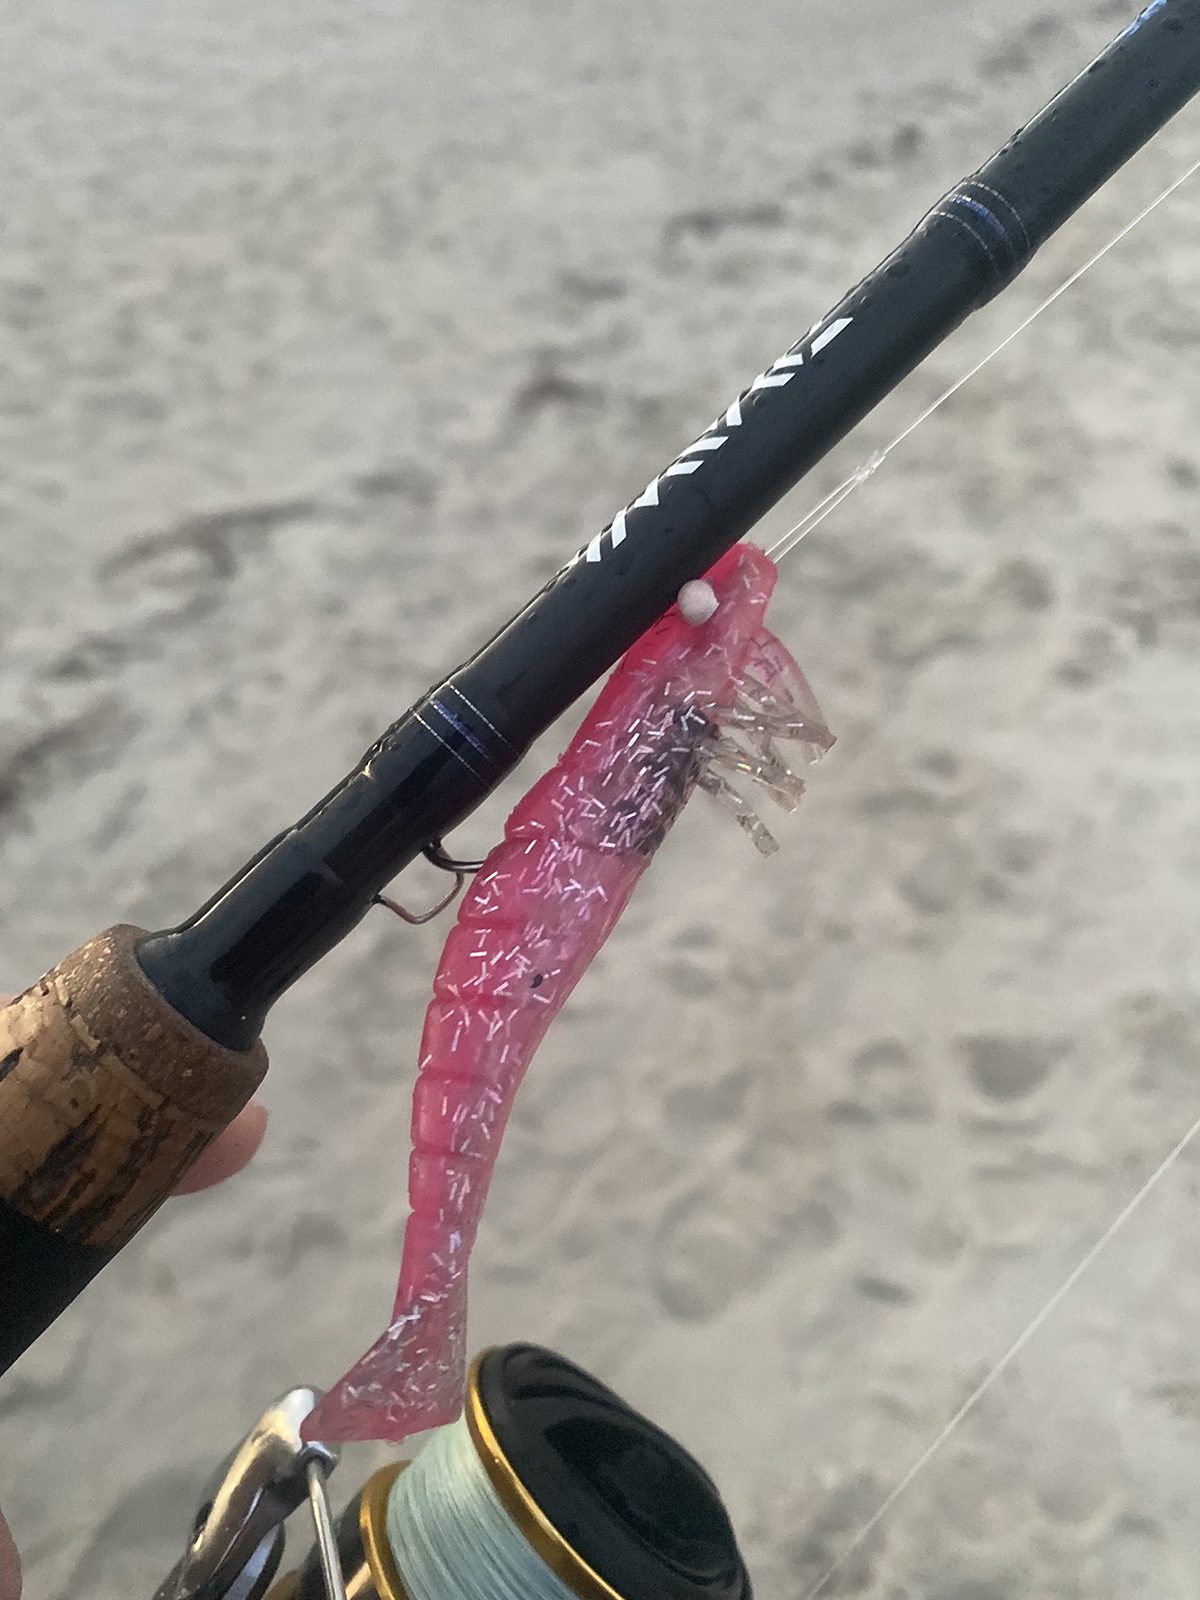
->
[770,151,1200,563]
[801,1104,1200,1599]
[385,1412,579,1600]
[771,146,1200,1598]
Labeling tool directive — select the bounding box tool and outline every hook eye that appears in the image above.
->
[423,838,486,874]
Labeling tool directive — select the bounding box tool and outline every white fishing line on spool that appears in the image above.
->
[386,1412,582,1600]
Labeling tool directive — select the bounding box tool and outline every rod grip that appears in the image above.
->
[0,924,267,1373]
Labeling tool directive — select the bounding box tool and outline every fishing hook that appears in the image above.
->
[371,839,485,925]
[374,879,465,925]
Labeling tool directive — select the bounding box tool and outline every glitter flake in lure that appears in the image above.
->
[303,543,832,1444]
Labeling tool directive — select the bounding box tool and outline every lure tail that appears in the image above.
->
[305,1219,471,1442]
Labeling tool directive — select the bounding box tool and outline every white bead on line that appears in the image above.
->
[677,578,719,625]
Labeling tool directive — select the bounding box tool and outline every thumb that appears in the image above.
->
[171,1100,269,1195]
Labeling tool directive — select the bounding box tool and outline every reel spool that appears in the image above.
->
[271,1343,752,1600]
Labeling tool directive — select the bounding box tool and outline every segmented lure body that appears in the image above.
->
[304,543,831,1443]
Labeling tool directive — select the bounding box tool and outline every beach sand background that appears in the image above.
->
[2,0,1199,1594]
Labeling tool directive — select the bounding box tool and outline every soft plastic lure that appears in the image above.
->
[304,542,832,1443]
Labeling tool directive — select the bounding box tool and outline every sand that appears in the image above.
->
[2,0,1199,1594]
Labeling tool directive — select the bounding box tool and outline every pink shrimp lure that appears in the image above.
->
[303,542,832,1444]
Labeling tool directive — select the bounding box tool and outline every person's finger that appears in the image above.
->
[172,1101,269,1195]
[0,1509,20,1600]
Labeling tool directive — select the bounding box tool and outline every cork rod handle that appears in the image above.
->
[0,924,268,1372]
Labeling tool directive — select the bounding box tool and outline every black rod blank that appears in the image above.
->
[139,0,1200,1049]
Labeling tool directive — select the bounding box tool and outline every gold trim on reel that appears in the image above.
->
[357,1464,410,1600]
[464,1352,623,1600]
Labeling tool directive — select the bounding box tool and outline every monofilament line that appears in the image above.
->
[801,1104,1200,1600]
[771,152,1200,562]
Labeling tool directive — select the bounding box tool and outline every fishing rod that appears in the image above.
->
[1,0,1199,1394]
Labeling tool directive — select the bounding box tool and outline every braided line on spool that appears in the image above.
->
[385,1408,617,1600]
